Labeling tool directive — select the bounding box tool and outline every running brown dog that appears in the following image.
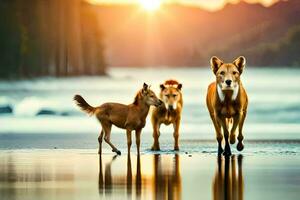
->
[151,80,183,151]
[206,56,248,156]
[74,83,162,155]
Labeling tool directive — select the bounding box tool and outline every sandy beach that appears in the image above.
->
[0,150,299,200]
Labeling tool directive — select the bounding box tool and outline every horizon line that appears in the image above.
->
[86,0,280,11]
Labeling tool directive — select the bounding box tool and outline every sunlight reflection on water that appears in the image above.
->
[0,151,299,200]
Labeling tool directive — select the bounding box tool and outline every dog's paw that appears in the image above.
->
[230,137,236,144]
[223,145,232,156]
[151,146,160,151]
[223,150,232,157]
[112,149,122,155]
[237,142,244,151]
[218,148,224,155]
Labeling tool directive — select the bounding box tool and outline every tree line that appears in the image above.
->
[246,25,300,66]
[0,0,106,79]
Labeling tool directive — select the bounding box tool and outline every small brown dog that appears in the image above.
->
[151,80,183,151]
[206,56,248,156]
[74,83,162,155]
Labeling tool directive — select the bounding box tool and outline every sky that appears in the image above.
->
[87,0,279,11]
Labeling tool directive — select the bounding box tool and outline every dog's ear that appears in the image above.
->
[160,84,165,90]
[233,56,246,74]
[210,56,223,74]
[143,83,148,90]
[177,83,182,90]
[142,83,148,94]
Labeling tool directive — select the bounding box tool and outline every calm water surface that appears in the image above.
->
[0,151,299,200]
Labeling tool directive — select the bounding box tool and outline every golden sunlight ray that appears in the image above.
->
[139,0,162,11]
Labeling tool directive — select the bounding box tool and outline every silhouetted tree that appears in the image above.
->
[0,0,106,79]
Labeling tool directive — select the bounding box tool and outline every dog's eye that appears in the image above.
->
[233,71,238,75]
[165,94,170,98]
[150,95,154,98]
[172,94,177,98]
[220,71,225,75]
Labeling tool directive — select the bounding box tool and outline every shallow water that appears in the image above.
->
[0,151,299,200]
[1,133,300,156]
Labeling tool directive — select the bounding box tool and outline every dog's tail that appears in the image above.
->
[73,95,96,115]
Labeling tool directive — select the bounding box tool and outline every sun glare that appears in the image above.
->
[139,0,161,11]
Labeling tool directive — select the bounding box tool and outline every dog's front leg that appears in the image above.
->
[127,129,132,155]
[217,116,231,156]
[151,119,160,151]
[230,114,240,145]
[173,118,181,151]
[237,111,247,151]
[211,112,223,155]
[135,129,142,155]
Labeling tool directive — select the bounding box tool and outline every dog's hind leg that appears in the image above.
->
[98,129,104,155]
[127,129,132,154]
[237,111,247,151]
[102,122,121,155]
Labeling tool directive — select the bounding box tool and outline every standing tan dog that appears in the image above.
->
[151,80,183,151]
[206,56,248,156]
[74,83,162,155]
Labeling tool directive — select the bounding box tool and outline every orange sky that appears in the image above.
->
[87,0,279,11]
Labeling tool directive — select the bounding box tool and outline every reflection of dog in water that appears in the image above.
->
[98,155,117,195]
[126,154,142,198]
[98,154,182,200]
[98,155,142,199]
[212,155,244,200]
[153,154,182,200]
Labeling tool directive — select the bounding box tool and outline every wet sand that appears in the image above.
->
[0,150,299,200]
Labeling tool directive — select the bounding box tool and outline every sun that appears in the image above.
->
[139,0,161,11]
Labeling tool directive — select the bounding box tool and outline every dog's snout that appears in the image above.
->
[155,100,163,107]
[168,105,174,110]
[225,80,232,86]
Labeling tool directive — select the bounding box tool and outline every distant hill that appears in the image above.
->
[95,0,300,67]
